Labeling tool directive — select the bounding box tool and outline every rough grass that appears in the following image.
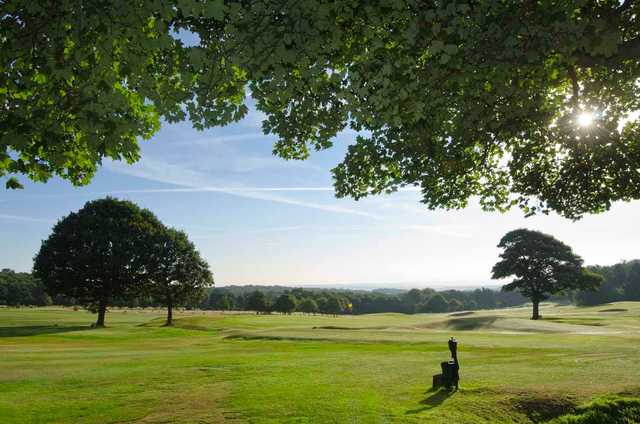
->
[548,396,640,423]
[1,302,639,423]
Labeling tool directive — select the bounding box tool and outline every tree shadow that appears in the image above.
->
[406,387,458,414]
[444,316,498,330]
[0,325,89,337]
[511,395,577,423]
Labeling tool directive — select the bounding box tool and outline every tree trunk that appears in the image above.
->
[95,300,107,327]
[166,300,173,326]
[531,300,540,320]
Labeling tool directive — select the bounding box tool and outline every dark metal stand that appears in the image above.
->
[432,337,459,389]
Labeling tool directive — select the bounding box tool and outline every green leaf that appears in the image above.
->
[431,39,444,53]
[5,177,24,190]
[204,0,225,21]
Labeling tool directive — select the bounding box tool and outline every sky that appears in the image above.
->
[2,102,640,288]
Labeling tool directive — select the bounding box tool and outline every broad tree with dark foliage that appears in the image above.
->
[492,229,603,319]
[148,228,213,326]
[33,197,163,327]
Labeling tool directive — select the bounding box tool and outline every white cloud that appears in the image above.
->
[229,155,323,173]
[0,214,55,224]
[103,158,382,219]
[184,132,270,147]
[100,187,335,193]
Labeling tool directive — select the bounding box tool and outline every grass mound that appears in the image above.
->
[139,316,223,331]
[544,317,607,327]
[547,396,640,423]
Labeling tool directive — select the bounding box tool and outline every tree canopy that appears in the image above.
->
[33,197,164,326]
[3,1,640,218]
[148,227,213,325]
[491,228,603,319]
[1,0,243,189]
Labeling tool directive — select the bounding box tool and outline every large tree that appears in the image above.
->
[33,197,163,327]
[492,229,603,320]
[148,228,213,326]
[4,1,640,219]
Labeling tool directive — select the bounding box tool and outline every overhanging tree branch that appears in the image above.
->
[575,37,640,67]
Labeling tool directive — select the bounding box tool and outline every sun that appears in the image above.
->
[577,111,595,127]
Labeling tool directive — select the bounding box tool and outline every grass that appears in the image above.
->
[1,302,639,423]
[547,396,640,423]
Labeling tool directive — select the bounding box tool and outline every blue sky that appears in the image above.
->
[2,102,640,288]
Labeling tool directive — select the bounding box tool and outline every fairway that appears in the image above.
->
[1,303,640,423]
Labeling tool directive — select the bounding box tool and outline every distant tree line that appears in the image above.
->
[576,260,640,306]
[5,264,639,315]
[196,286,532,315]
[0,269,51,306]
[0,272,531,315]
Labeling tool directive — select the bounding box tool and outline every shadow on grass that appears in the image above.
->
[444,316,498,330]
[511,394,576,423]
[544,317,606,327]
[312,325,389,330]
[0,325,89,337]
[406,387,457,414]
